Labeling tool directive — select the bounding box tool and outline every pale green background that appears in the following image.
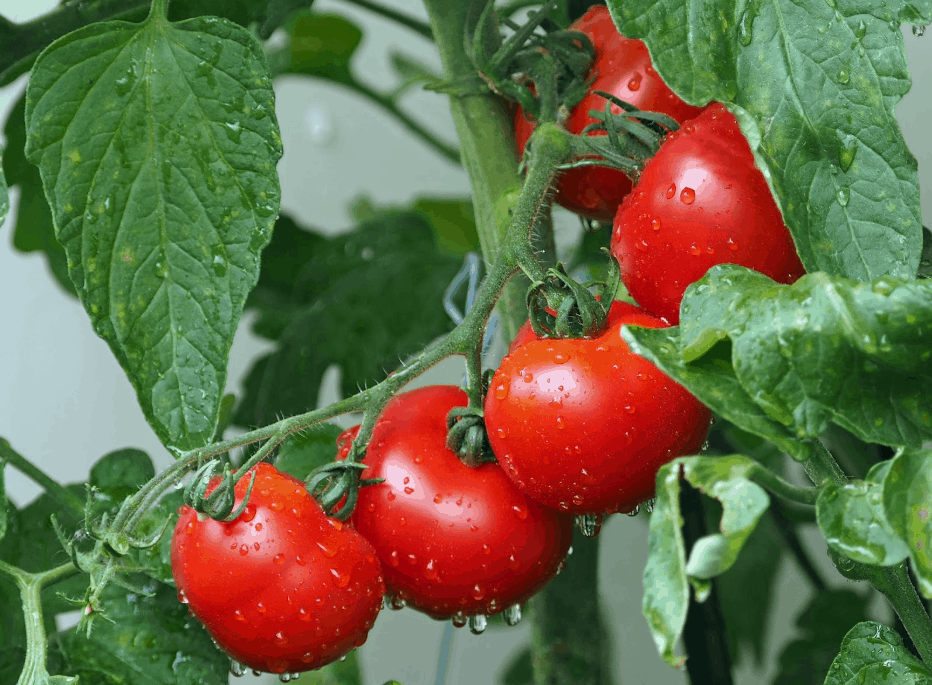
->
[1,0,930,683]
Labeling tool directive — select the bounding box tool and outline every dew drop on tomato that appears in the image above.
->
[330,568,350,588]
[727,237,739,250]
[627,73,642,90]
[680,187,696,204]
[513,504,528,520]
[666,183,676,199]
[256,602,266,613]
[184,521,196,535]
[689,244,701,256]
[556,416,565,429]
[273,553,285,565]
[239,544,249,556]
[522,371,533,383]
[389,551,400,567]
[298,607,310,622]
[651,217,661,231]
[317,541,337,558]
[386,491,396,501]
[425,560,439,580]
[269,501,284,512]
[274,631,288,646]
[494,383,508,399]
[472,584,485,600]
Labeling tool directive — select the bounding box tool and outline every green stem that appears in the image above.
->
[870,564,932,666]
[338,0,434,40]
[802,439,848,487]
[147,0,170,21]
[0,438,84,521]
[749,463,819,506]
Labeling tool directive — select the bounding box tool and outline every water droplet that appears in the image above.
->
[234,609,246,622]
[274,631,288,646]
[434,494,443,504]
[650,217,661,231]
[627,73,642,90]
[210,245,228,277]
[836,68,850,84]
[240,504,256,522]
[837,187,850,206]
[522,371,533,383]
[452,611,468,628]
[855,19,867,39]
[256,602,266,613]
[555,416,566,430]
[913,24,926,37]
[330,568,350,588]
[689,244,701,256]
[738,11,753,45]
[230,659,248,677]
[625,505,641,517]
[644,499,655,514]
[513,504,528,520]
[425,559,439,580]
[239,544,249,556]
[494,383,508,399]
[680,187,695,204]
[576,513,604,537]
[471,583,485,600]
[469,615,488,634]
[665,184,676,199]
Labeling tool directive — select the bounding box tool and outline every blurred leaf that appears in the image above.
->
[389,51,444,95]
[133,491,185,587]
[824,621,932,685]
[0,144,8,227]
[275,424,344,481]
[266,12,362,84]
[817,479,909,567]
[47,581,229,684]
[607,0,925,281]
[882,447,932,597]
[0,459,7,543]
[235,211,462,428]
[1,92,75,296]
[25,13,282,452]
[821,424,884,480]
[500,646,533,685]
[919,227,932,279]
[300,649,363,684]
[643,454,769,667]
[213,394,236,442]
[413,198,480,255]
[773,590,870,685]
[89,449,155,504]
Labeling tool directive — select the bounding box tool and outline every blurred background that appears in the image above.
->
[1,0,930,683]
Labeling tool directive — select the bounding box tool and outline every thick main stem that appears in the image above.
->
[872,563,932,666]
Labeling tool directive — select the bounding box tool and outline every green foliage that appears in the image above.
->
[275,424,344,481]
[824,621,932,684]
[500,647,533,685]
[623,266,932,457]
[300,649,363,685]
[0,144,8,227]
[46,581,229,684]
[234,207,470,427]
[642,454,769,667]
[882,448,932,597]
[89,449,156,504]
[24,11,282,453]
[605,0,927,282]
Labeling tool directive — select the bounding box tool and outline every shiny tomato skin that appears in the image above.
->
[485,302,711,514]
[610,103,806,323]
[342,385,573,620]
[170,463,384,674]
[507,299,630,353]
[515,6,705,222]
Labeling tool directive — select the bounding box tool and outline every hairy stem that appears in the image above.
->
[0,438,84,520]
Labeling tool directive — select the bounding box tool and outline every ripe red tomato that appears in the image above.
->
[171,462,384,675]
[514,6,704,222]
[507,296,623,352]
[484,301,711,514]
[340,385,573,621]
[611,103,806,323]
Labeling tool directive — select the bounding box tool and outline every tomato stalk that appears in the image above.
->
[0,438,84,521]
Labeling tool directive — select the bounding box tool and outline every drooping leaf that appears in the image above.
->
[275,424,344,481]
[824,621,932,685]
[882,447,932,597]
[24,11,282,453]
[235,211,463,428]
[89,448,155,503]
[47,581,229,685]
[606,0,927,281]
[817,478,909,567]
[772,590,870,685]
[642,454,769,668]
[625,265,932,452]
[1,93,75,296]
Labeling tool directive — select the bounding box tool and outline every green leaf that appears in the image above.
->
[413,198,480,256]
[24,13,283,453]
[275,424,344,481]
[824,621,932,685]
[47,581,229,684]
[2,93,75,296]
[299,649,363,684]
[773,590,870,685]
[266,12,362,85]
[89,448,155,503]
[642,454,769,667]
[606,0,926,281]
[132,490,185,587]
[817,478,909,567]
[625,265,932,451]
[500,646,533,685]
[0,458,7,543]
[882,447,932,597]
[235,211,462,427]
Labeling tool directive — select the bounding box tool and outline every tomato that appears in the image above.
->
[484,301,711,514]
[507,296,622,353]
[514,6,705,222]
[610,103,806,323]
[340,385,573,621]
[170,462,384,675]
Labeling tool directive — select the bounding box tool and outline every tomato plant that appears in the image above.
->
[339,385,573,623]
[170,463,384,675]
[485,301,711,514]
[610,103,807,323]
[514,6,704,222]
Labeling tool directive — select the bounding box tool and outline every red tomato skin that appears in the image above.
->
[341,386,573,620]
[485,302,711,514]
[508,298,631,352]
[610,103,806,323]
[171,463,384,674]
[514,6,705,222]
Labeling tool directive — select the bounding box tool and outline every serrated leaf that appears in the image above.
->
[824,621,932,685]
[47,581,229,684]
[275,424,344,481]
[643,454,769,667]
[235,211,462,427]
[90,448,155,503]
[882,448,932,597]
[817,479,909,567]
[2,93,75,296]
[24,12,282,453]
[606,0,926,281]
[773,590,870,685]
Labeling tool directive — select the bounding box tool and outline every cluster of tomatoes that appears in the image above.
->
[169,6,807,679]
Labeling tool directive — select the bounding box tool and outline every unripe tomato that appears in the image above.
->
[171,463,384,675]
[514,6,705,222]
[485,301,711,514]
[611,103,806,323]
[341,385,573,621]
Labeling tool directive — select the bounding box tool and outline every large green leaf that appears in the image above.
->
[24,11,282,452]
[605,0,928,281]
[47,581,229,684]
[642,454,769,668]
[882,447,932,597]
[235,211,463,427]
[824,621,932,685]
[625,265,932,452]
